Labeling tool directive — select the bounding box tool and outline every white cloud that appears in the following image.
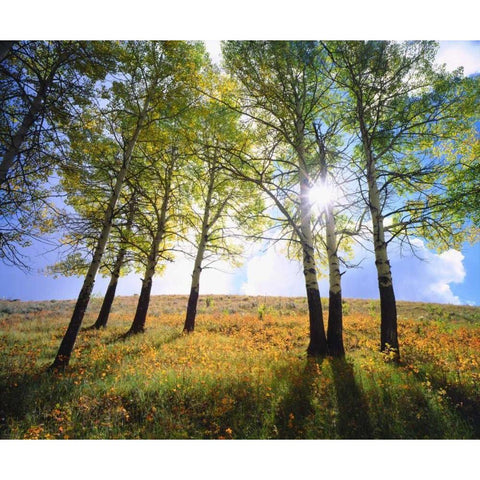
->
[240,247,306,297]
[114,254,236,296]
[437,41,480,76]
[389,242,465,304]
[197,260,237,294]
[234,237,469,305]
[340,239,467,304]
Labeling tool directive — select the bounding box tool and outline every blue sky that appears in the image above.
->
[0,41,479,305]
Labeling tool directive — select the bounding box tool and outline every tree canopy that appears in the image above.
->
[1,40,478,366]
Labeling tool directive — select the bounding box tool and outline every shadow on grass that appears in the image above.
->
[330,358,373,438]
[274,357,372,439]
[400,362,480,437]
[274,358,324,438]
[0,369,75,438]
[442,384,480,436]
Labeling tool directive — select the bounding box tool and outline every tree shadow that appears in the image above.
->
[274,357,324,438]
[0,368,76,438]
[274,356,373,439]
[441,384,480,436]
[329,357,373,438]
[396,362,480,437]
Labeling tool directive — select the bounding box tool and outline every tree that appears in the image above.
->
[324,41,478,357]
[181,84,264,332]
[222,41,335,356]
[125,141,179,335]
[313,121,345,356]
[0,41,115,267]
[90,191,138,329]
[51,41,183,368]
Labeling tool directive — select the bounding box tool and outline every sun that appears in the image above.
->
[308,183,337,211]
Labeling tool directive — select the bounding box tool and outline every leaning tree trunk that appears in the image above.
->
[297,131,328,357]
[126,176,171,336]
[358,110,399,358]
[127,228,163,335]
[314,124,344,356]
[0,87,47,187]
[50,164,128,368]
[183,250,204,333]
[90,197,136,329]
[92,266,124,329]
[128,272,154,334]
[50,99,151,369]
[183,162,219,333]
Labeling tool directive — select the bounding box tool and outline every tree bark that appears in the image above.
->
[183,231,207,331]
[314,124,344,356]
[127,225,162,335]
[0,88,47,187]
[126,165,172,336]
[325,200,344,356]
[297,129,328,356]
[91,197,136,329]
[358,106,399,358]
[50,96,151,369]
[128,275,153,334]
[183,285,200,333]
[183,161,218,332]
[91,247,126,329]
[327,290,344,356]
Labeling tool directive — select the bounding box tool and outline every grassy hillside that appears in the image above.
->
[0,295,479,439]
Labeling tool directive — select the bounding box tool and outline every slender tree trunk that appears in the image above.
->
[126,170,171,336]
[184,279,200,332]
[183,235,208,332]
[370,186,399,353]
[128,274,154,334]
[0,41,14,63]
[183,162,217,333]
[358,109,399,357]
[367,174,399,355]
[91,247,127,329]
[50,187,123,368]
[91,197,137,329]
[325,205,344,356]
[127,228,162,335]
[0,89,46,187]
[314,124,344,356]
[50,99,151,369]
[296,129,328,356]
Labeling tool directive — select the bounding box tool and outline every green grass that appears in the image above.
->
[0,295,479,439]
